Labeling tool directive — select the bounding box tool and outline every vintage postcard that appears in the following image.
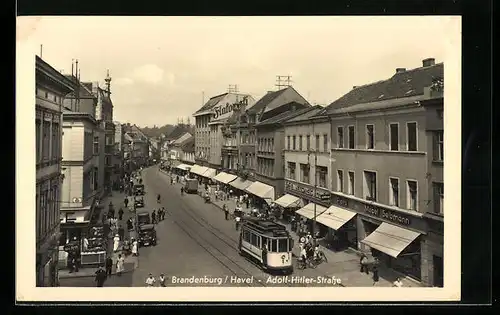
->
[16,16,461,302]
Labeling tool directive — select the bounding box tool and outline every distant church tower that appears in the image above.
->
[105,69,112,94]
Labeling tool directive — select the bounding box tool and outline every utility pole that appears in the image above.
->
[275,75,292,90]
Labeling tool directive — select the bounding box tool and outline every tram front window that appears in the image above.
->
[270,239,278,252]
[278,239,288,252]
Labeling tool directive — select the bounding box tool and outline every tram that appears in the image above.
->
[238,218,294,274]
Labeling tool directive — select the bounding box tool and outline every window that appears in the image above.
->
[36,119,41,163]
[306,135,310,151]
[36,188,40,239]
[348,171,355,195]
[348,126,355,149]
[300,163,309,183]
[315,134,320,151]
[407,180,418,211]
[299,135,303,151]
[271,138,274,151]
[389,178,400,207]
[52,123,59,160]
[317,166,327,188]
[42,122,50,160]
[44,91,48,99]
[287,136,290,150]
[337,127,344,148]
[363,171,377,201]
[287,162,296,180]
[292,136,296,150]
[278,239,288,252]
[366,124,374,149]
[434,131,444,161]
[390,123,399,151]
[337,170,344,192]
[433,182,444,215]
[407,122,417,151]
[323,134,328,152]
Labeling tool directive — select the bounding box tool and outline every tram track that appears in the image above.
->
[148,170,269,287]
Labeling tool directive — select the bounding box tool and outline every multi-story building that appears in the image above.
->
[282,105,331,210]
[252,102,311,199]
[193,92,256,169]
[35,56,75,287]
[223,87,309,179]
[179,136,196,165]
[321,58,444,287]
[168,132,193,163]
[123,124,149,171]
[113,121,125,183]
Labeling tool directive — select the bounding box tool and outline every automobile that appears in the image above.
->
[134,196,144,208]
[134,184,145,196]
[137,211,151,226]
[138,224,157,247]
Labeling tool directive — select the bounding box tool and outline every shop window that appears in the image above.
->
[323,134,328,152]
[337,170,344,192]
[389,177,400,207]
[407,180,418,211]
[299,135,303,151]
[300,163,309,184]
[292,135,296,150]
[348,126,355,149]
[389,240,421,280]
[337,126,344,148]
[363,171,377,201]
[366,124,374,149]
[407,122,418,151]
[390,123,399,151]
[348,171,355,195]
[316,166,327,188]
[433,182,444,215]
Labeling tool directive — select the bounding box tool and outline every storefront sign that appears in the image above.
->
[213,97,248,119]
[284,180,330,202]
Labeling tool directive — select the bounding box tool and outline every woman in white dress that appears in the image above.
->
[131,239,138,256]
[113,234,120,252]
[116,254,125,276]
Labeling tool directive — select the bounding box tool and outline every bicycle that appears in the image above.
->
[297,256,317,270]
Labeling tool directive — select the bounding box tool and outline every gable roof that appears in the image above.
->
[172,132,193,145]
[284,105,325,124]
[63,76,96,99]
[324,63,444,115]
[256,103,315,127]
[181,137,195,152]
[166,124,193,141]
[246,88,288,114]
[194,93,228,114]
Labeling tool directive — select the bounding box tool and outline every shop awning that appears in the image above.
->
[361,222,422,258]
[190,165,208,176]
[229,177,253,191]
[273,194,302,208]
[245,181,275,201]
[213,172,238,184]
[315,205,357,230]
[175,164,190,171]
[295,203,328,220]
[201,167,217,179]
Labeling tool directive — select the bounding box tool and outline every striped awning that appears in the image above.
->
[361,223,422,258]
[175,164,190,171]
[245,181,275,201]
[190,165,209,176]
[201,168,217,179]
[315,205,357,230]
[273,194,302,208]
[229,177,253,191]
[295,203,328,220]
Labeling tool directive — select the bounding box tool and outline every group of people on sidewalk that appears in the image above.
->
[145,273,167,287]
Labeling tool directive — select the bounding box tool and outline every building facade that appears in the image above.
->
[113,121,125,181]
[283,106,332,207]
[322,58,444,287]
[35,56,75,287]
[193,92,256,169]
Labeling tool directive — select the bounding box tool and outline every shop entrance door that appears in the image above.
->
[433,255,444,287]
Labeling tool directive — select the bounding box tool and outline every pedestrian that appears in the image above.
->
[132,238,138,256]
[158,208,163,221]
[118,207,124,220]
[393,277,403,287]
[113,234,120,252]
[235,215,241,230]
[146,273,156,287]
[161,207,166,220]
[95,265,107,287]
[360,253,369,274]
[158,273,166,287]
[372,265,379,286]
[245,197,249,209]
[151,210,157,224]
[116,254,125,276]
[223,204,228,220]
[124,197,129,209]
[105,256,113,276]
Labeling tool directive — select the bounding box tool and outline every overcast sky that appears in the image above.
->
[18,16,459,127]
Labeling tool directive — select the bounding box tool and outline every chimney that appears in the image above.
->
[422,58,435,67]
[396,68,406,73]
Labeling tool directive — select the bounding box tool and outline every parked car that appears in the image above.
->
[138,224,157,247]
[134,196,144,208]
[137,211,150,226]
[134,184,145,196]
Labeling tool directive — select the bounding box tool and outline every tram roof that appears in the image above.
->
[243,219,290,237]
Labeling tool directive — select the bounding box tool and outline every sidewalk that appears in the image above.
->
[59,191,139,279]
